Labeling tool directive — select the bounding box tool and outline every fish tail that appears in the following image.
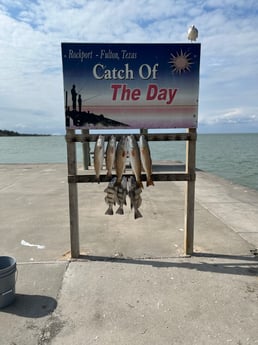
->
[137,181,144,189]
[146,178,154,187]
[134,209,143,219]
[114,181,121,187]
[116,206,124,215]
[105,207,114,215]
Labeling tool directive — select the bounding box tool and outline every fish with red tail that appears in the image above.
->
[127,134,143,188]
[139,135,154,187]
[115,136,128,186]
[105,135,116,178]
[94,135,105,183]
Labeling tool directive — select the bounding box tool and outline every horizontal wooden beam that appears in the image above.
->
[68,172,195,183]
[65,132,197,143]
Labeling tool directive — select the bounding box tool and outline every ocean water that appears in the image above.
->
[0,133,257,191]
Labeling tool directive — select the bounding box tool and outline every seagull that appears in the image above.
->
[187,25,198,42]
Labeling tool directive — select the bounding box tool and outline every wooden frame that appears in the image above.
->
[66,128,197,258]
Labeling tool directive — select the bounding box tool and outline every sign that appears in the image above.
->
[61,43,201,129]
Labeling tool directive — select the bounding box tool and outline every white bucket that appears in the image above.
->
[0,256,17,308]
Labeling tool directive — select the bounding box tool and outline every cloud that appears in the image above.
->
[0,0,258,133]
[200,107,258,124]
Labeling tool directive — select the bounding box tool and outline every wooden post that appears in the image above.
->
[82,129,90,169]
[140,128,148,135]
[66,129,80,258]
[184,128,196,255]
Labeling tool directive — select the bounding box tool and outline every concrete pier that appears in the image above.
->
[0,163,257,345]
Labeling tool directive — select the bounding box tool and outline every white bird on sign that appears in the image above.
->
[187,25,198,42]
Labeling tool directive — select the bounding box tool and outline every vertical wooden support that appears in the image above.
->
[140,128,148,135]
[184,128,196,255]
[66,129,80,258]
[65,127,196,258]
[82,129,90,169]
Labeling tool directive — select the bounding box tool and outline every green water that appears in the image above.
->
[0,133,257,191]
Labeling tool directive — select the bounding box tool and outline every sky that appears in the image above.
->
[0,0,258,134]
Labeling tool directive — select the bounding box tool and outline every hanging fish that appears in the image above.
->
[116,176,128,215]
[105,135,116,178]
[104,177,118,215]
[128,176,143,219]
[94,135,105,183]
[139,135,154,187]
[115,136,128,186]
[127,135,143,188]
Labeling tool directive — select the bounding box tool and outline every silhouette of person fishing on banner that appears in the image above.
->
[71,84,77,111]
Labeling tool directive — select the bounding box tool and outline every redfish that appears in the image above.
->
[139,135,154,187]
[94,135,105,183]
[115,136,128,185]
[105,135,116,178]
[127,135,143,188]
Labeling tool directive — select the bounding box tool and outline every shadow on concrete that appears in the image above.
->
[1,294,57,318]
[79,254,258,277]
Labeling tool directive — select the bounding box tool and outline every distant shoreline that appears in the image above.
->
[0,129,51,137]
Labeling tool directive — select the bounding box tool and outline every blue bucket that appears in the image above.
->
[0,256,17,308]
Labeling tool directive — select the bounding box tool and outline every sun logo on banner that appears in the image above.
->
[169,50,193,74]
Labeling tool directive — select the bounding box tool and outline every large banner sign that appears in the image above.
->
[61,43,201,129]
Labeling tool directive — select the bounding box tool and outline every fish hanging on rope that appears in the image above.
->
[104,177,118,215]
[128,176,143,219]
[105,135,116,178]
[115,136,128,186]
[94,135,105,183]
[139,135,154,187]
[127,135,143,189]
[116,176,128,215]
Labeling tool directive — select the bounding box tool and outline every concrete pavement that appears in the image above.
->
[0,163,257,345]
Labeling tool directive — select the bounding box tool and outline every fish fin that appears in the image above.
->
[105,207,114,215]
[116,206,124,215]
[137,181,144,189]
[134,209,143,219]
[146,179,154,187]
